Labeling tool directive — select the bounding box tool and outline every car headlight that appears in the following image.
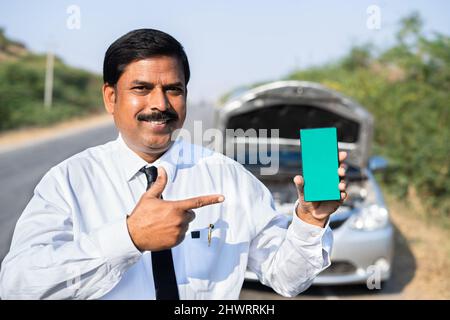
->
[349,204,389,231]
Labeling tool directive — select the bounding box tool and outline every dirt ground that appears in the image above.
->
[384,194,450,299]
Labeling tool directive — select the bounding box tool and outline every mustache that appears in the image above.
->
[137,110,178,122]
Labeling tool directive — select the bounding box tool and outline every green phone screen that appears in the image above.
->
[300,127,340,202]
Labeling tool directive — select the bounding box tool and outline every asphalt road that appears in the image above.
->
[0,105,401,299]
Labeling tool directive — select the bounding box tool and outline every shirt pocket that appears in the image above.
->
[183,226,224,282]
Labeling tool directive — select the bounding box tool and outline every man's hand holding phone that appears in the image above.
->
[294,151,347,227]
[295,127,348,228]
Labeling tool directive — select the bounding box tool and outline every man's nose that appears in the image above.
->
[148,87,169,111]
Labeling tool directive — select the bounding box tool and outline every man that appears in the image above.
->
[0,29,347,299]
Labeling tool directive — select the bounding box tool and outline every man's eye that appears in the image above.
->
[166,87,183,94]
[132,86,146,91]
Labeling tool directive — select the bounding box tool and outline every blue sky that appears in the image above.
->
[0,0,449,103]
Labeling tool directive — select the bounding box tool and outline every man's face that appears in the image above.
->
[103,55,187,159]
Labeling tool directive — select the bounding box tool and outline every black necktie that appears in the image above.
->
[140,166,180,300]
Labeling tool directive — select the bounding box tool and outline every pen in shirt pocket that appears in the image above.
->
[190,224,215,246]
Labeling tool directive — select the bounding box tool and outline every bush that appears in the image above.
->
[0,48,103,131]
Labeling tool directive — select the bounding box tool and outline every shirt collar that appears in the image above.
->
[116,134,180,183]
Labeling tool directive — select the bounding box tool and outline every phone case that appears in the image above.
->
[300,127,340,202]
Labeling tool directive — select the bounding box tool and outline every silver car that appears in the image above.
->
[214,81,394,286]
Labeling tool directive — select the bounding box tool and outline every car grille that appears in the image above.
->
[320,261,357,276]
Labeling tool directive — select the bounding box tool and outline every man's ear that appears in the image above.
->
[102,84,116,115]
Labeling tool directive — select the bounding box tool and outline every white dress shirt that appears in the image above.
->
[0,135,332,299]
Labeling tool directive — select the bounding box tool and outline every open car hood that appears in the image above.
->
[215,81,374,168]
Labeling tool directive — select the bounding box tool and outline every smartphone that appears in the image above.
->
[300,127,340,202]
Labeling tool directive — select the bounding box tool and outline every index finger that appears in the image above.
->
[174,194,225,210]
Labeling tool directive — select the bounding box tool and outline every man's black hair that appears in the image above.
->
[103,28,190,86]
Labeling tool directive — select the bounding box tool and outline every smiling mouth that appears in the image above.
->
[138,118,177,133]
[140,119,173,125]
